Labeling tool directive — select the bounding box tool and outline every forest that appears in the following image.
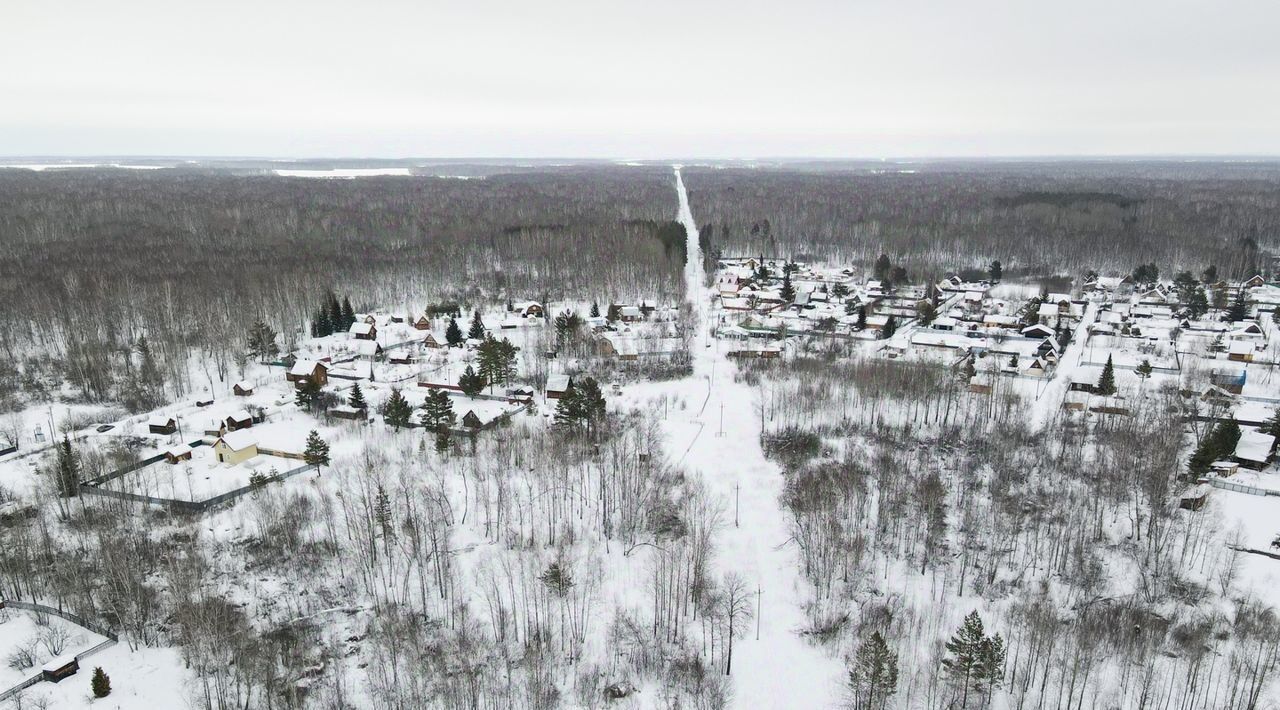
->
[0,167,681,409]
[684,161,1280,281]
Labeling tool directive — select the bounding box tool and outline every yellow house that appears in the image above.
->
[213,430,258,466]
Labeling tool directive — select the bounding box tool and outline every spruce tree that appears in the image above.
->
[348,382,368,410]
[988,260,1002,282]
[303,430,331,469]
[589,301,600,318]
[468,310,485,340]
[434,427,451,455]
[340,297,356,330]
[445,317,464,347]
[1096,355,1117,396]
[458,365,485,397]
[55,435,80,498]
[554,385,584,429]
[1262,408,1280,438]
[91,667,111,698]
[780,269,795,303]
[1187,288,1209,319]
[326,292,343,334]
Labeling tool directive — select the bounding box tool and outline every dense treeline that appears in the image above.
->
[684,162,1280,279]
[0,167,680,406]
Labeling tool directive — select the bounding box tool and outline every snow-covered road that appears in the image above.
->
[670,167,841,707]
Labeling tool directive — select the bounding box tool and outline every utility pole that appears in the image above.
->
[734,483,740,527]
[755,586,761,640]
[718,402,724,437]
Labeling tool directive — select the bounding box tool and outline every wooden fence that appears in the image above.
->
[0,600,119,702]
[79,461,318,513]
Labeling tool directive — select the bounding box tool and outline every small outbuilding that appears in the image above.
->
[233,380,255,396]
[147,415,177,435]
[164,444,194,464]
[225,409,253,431]
[546,374,573,399]
[287,360,329,387]
[350,322,378,340]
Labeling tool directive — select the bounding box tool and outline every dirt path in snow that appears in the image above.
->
[671,167,841,707]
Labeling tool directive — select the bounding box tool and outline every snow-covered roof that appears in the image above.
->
[289,359,327,377]
[349,322,375,336]
[233,380,254,391]
[1235,429,1275,464]
[216,430,258,452]
[546,374,572,393]
[227,409,251,422]
[1228,340,1256,354]
[165,444,192,458]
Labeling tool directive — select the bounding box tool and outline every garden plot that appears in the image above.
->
[0,608,107,691]
[100,447,305,502]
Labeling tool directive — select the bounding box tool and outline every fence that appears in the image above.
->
[81,439,208,487]
[0,600,119,702]
[1208,477,1280,497]
[78,461,318,514]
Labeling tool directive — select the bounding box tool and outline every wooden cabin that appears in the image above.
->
[213,430,258,466]
[287,360,329,387]
[232,380,254,396]
[147,415,177,435]
[164,444,193,464]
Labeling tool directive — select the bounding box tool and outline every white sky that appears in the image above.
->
[3,0,1279,158]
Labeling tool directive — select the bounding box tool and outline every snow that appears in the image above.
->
[274,168,413,178]
[670,166,842,707]
[0,609,108,692]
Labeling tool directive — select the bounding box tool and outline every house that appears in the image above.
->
[1209,368,1246,395]
[414,314,432,330]
[164,444,193,464]
[350,322,378,341]
[1024,357,1049,377]
[546,374,573,399]
[1228,340,1256,363]
[461,410,485,429]
[213,430,259,466]
[1069,380,1095,394]
[1210,460,1240,477]
[513,301,544,318]
[225,409,253,431]
[423,332,444,348]
[609,304,644,323]
[147,415,177,435]
[932,316,958,331]
[287,360,329,387]
[1244,274,1266,288]
[233,380,254,397]
[1021,323,1055,339]
[1234,429,1276,470]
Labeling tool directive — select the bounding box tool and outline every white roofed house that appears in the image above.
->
[213,430,259,466]
[349,321,378,341]
[1234,429,1276,470]
[1228,340,1257,362]
[233,380,255,396]
[287,359,329,387]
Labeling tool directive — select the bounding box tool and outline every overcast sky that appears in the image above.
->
[4,0,1279,158]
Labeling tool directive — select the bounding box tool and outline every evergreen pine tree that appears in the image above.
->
[445,317,464,347]
[382,388,413,430]
[247,320,279,362]
[1262,408,1280,438]
[304,430,331,469]
[873,254,892,281]
[589,301,600,318]
[295,378,322,412]
[91,667,111,698]
[554,386,584,429]
[988,260,1002,282]
[942,611,988,709]
[577,377,607,435]
[880,314,897,340]
[468,310,486,340]
[434,427,451,455]
[421,389,456,432]
[1096,355,1117,396]
[458,365,485,397]
[348,382,368,410]
[374,484,394,541]
[849,631,898,710]
[314,308,331,338]
[1187,287,1209,319]
[1135,359,1153,380]
[1227,288,1249,322]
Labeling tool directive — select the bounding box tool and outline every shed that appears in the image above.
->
[288,360,329,387]
[213,430,259,466]
[350,322,378,340]
[1234,429,1276,470]
[225,409,253,431]
[546,374,573,399]
[233,380,255,396]
[1179,484,1211,512]
[164,444,193,464]
[40,654,79,683]
[147,415,177,435]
